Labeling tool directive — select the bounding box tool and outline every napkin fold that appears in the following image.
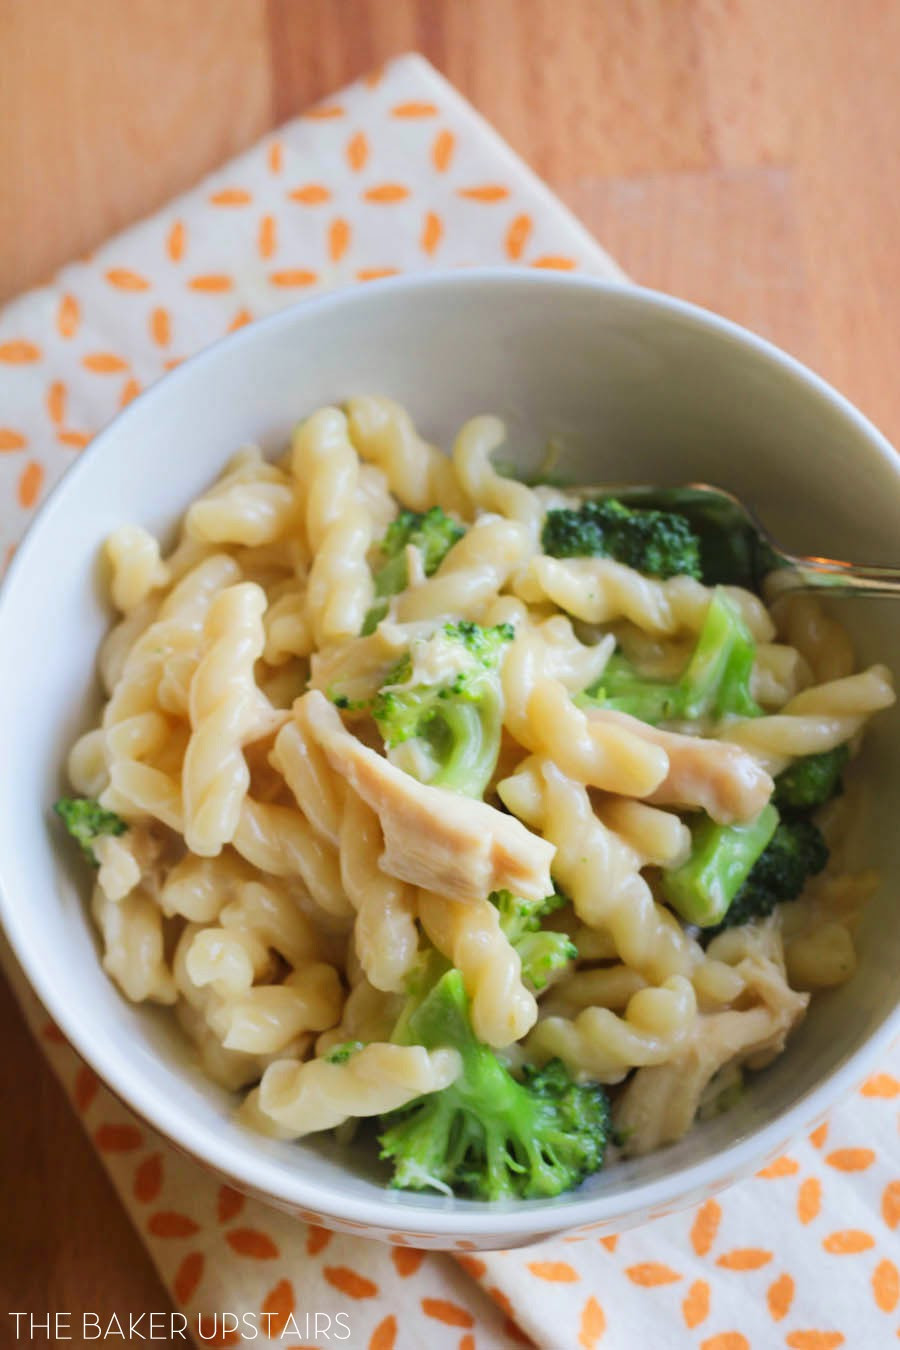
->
[2,52,898,1350]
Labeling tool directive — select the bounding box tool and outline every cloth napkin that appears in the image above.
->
[2,53,898,1350]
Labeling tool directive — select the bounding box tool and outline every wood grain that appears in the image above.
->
[2,0,900,1322]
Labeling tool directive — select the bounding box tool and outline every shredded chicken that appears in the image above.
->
[615,925,808,1155]
[586,707,773,823]
[299,690,555,902]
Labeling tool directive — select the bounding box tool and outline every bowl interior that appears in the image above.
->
[1,271,898,1244]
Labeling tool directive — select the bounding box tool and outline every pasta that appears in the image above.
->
[525,975,697,1084]
[57,398,894,1198]
[291,408,376,644]
[719,666,894,773]
[499,757,706,984]
[244,1043,462,1139]
[182,582,270,856]
[418,890,537,1047]
[516,554,775,639]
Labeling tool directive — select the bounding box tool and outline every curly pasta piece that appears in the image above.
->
[99,555,243,827]
[208,964,344,1055]
[394,515,530,623]
[615,936,807,1153]
[773,593,855,683]
[752,642,812,708]
[159,850,254,922]
[220,880,329,968]
[486,596,615,745]
[418,891,537,1047]
[172,923,318,1087]
[316,976,405,1056]
[488,595,666,798]
[263,588,315,666]
[339,791,419,993]
[540,965,649,1018]
[182,583,268,856]
[246,1043,461,1139]
[595,796,692,868]
[270,702,346,845]
[517,555,774,639]
[525,676,670,797]
[346,394,469,515]
[91,884,176,1004]
[451,416,543,539]
[526,975,697,1084]
[182,923,271,998]
[186,448,298,547]
[232,798,351,920]
[68,728,111,798]
[717,661,895,772]
[93,834,143,902]
[105,526,169,612]
[499,758,703,983]
[291,407,375,643]
[177,998,314,1093]
[720,665,895,773]
[292,408,362,549]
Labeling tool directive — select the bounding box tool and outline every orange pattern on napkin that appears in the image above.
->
[1,52,898,1350]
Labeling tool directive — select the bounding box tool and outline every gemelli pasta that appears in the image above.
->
[56,398,895,1197]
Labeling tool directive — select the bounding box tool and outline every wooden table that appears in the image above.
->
[3,0,900,1324]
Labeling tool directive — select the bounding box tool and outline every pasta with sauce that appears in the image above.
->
[55,398,895,1198]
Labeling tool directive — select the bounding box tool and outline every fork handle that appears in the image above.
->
[766,553,900,599]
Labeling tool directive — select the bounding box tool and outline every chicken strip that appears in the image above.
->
[586,706,773,824]
[299,690,555,902]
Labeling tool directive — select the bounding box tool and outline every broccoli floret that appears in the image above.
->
[379,964,610,1200]
[490,889,576,989]
[362,508,464,633]
[663,809,829,931]
[53,796,126,864]
[542,496,702,580]
[581,589,761,725]
[372,621,513,798]
[774,745,849,813]
[717,818,828,930]
[661,804,779,928]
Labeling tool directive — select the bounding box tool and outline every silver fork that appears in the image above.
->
[573,483,900,598]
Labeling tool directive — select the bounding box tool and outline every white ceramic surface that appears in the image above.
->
[1,269,898,1250]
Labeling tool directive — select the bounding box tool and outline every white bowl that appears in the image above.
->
[1,270,898,1250]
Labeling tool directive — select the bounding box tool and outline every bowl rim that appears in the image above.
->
[2,265,899,1242]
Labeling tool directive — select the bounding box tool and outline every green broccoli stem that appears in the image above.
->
[581,590,761,725]
[681,589,760,720]
[373,551,409,601]
[428,696,502,797]
[661,803,779,927]
[579,654,682,724]
[361,556,407,634]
